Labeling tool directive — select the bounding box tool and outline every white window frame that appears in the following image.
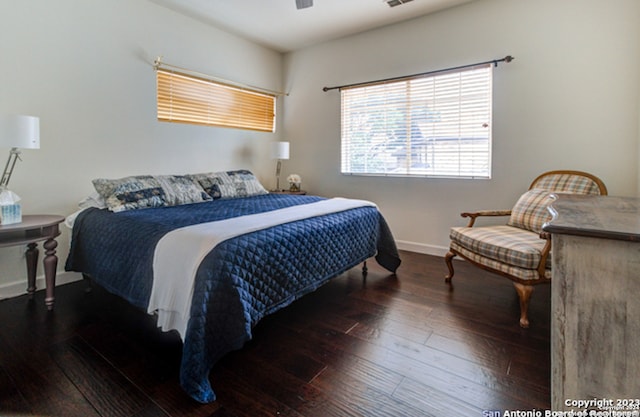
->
[340,64,493,179]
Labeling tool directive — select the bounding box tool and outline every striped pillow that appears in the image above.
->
[507,188,554,233]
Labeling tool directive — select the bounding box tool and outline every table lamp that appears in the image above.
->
[270,141,290,191]
[0,114,40,224]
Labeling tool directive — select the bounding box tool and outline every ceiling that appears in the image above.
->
[150,0,476,53]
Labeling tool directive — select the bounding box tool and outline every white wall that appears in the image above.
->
[283,0,640,255]
[0,0,283,296]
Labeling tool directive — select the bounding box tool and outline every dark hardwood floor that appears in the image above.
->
[0,251,550,416]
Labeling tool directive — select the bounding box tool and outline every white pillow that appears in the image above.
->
[78,191,107,209]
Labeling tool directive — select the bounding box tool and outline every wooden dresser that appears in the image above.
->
[543,194,640,411]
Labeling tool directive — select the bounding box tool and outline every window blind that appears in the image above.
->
[340,64,492,178]
[157,68,276,132]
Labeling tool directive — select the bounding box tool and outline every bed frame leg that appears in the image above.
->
[82,273,93,293]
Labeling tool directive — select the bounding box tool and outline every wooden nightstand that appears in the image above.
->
[0,214,64,310]
[270,190,307,195]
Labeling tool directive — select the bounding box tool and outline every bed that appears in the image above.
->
[65,170,400,403]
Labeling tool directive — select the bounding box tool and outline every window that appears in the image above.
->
[157,69,276,132]
[340,64,492,178]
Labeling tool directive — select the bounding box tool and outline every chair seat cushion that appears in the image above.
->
[450,242,551,281]
[450,225,549,270]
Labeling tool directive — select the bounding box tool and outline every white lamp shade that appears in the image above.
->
[0,115,40,149]
[271,141,290,160]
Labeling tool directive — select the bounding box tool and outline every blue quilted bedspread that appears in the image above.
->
[65,194,400,403]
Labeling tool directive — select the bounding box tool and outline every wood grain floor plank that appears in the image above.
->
[310,365,430,417]
[0,332,101,417]
[392,375,483,416]
[76,322,222,417]
[249,321,404,396]
[49,335,169,417]
[219,352,364,417]
[0,364,31,415]
[301,321,524,411]
[211,366,303,417]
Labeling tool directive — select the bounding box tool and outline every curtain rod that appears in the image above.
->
[322,55,514,92]
[153,57,288,97]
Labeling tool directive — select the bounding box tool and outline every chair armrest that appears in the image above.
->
[536,232,552,279]
[461,210,512,227]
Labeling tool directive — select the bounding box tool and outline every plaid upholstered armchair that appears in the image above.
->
[444,170,607,328]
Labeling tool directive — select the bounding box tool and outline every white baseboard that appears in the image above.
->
[0,271,83,301]
[395,240,449,257]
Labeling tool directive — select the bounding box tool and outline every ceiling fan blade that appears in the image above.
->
[296,0,313,9]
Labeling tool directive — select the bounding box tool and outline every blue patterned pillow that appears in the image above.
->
[93,176,167,212]
[93,175,211,212]
[188,170,268,199]
[191,175,223,199]
[155,175,212,206]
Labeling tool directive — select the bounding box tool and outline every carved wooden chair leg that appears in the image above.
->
[513,282,534,328]
[444,251,456,282]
